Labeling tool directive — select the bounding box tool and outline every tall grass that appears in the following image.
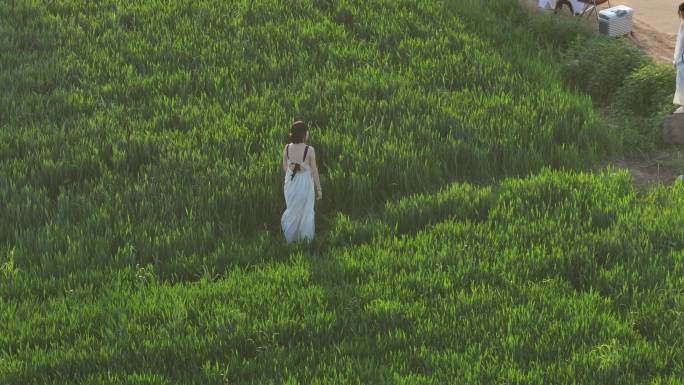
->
[2,0,616,251]
[2,0,683,384]
[3,170,684,384]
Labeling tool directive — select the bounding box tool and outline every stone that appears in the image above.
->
[663,113,684,145]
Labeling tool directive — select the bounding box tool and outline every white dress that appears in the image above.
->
[281,146,315,243]
[538,0,557,9]
[675,22,684,105]
[538,0,587,15]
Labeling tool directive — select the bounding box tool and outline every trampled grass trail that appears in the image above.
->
[1,0,684,384]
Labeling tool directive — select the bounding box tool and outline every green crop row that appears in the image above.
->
[3,170,684,384]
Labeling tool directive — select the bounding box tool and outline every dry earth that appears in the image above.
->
[599,149,684,189]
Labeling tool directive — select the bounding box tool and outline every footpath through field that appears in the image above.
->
[620,0,679,65]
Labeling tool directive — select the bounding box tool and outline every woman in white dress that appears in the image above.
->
[674,3,684,113]
[281,121,322,243]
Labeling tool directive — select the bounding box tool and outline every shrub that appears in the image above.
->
[526,12,593,51]
[560,36,648,105]
[614,63,676,117]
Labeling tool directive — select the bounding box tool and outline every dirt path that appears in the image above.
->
[630,19,676,65]
[599,149,684,189]
[521,0,677,64]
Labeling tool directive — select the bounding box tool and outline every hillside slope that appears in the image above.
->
[2,0,683,384]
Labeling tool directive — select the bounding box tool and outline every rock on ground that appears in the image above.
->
[663,114,684,145]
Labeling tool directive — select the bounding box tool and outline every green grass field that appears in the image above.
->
[2,0,684,383]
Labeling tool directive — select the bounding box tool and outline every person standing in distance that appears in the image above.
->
[674,3,684,113]
[281,121,322,243]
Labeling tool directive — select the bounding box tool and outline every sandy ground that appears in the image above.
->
[618,0,680,38]
[630,21,676,64]
[620,0,680,64]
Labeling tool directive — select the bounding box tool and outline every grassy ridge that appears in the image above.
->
[3,170,684,384]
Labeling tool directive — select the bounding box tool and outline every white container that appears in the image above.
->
[598,5,633,37]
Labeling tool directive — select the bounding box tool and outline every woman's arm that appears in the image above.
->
[308,147,322,200]
[676,33,680,66]
[282,145,288,173]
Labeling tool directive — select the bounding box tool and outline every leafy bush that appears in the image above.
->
[615,64,676,117]
[560,36,648,105]
[607,64,676,153]
[607,113,658,155]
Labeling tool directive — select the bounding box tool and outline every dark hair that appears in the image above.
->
[289,121,307,143]
[680,3,684,18]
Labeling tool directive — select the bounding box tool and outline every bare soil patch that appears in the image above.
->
[600,147,684,189]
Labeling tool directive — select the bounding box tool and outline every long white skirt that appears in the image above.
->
[281,168,315,243]
[675,64,684,106]
[538,0,586,14]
